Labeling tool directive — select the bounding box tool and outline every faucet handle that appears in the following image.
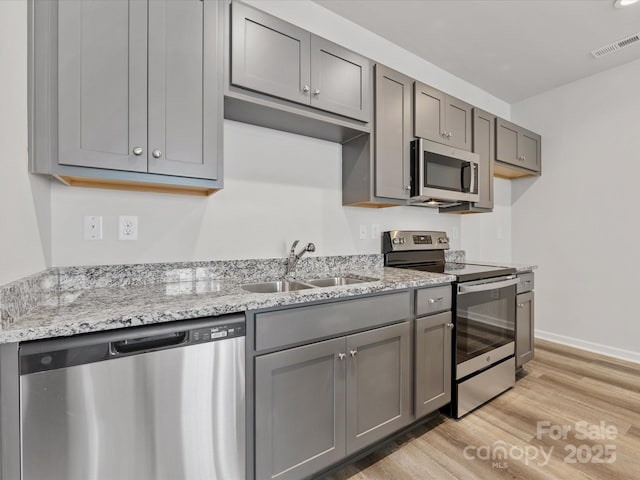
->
[290,240,300,255]
[306,243,316,253]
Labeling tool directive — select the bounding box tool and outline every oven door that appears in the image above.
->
[455,275,518,379]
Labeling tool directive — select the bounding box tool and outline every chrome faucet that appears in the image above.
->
[285,240,316,277]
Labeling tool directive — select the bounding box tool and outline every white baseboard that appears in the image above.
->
[535,329,640,364]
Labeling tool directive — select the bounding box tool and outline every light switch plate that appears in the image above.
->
[83,216,103,241]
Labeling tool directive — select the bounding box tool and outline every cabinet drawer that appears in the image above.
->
[256,292,410,351]
[415,286,451,316]
[517,273,534,293]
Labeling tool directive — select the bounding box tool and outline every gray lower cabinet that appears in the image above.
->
[346,322,411,454]
[231,1,370,122]
[254,321,411,480]
[415,312,452,418]
[495,117,541,177]
[255,337,346,480]
[31,0,223,193]
[516,291,535,368]
[414,82,472,151]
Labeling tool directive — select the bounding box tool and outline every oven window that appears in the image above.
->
[424,151,470,193]
[456,285,515,364]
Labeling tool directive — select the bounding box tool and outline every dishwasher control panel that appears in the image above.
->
[191,323,245,344]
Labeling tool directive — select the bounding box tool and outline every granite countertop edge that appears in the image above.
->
[465,260,538,273]
[0,267,455,344]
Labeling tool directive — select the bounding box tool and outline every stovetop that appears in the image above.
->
[382,230,516,282]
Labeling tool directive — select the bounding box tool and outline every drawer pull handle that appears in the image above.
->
[428,297,444,304]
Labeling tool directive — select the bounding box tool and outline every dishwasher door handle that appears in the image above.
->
[458,277,519,295]
[110,331,188,355]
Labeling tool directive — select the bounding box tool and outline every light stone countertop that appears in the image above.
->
[0,267,454,344]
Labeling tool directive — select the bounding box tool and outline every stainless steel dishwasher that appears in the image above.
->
[19,314,245,480]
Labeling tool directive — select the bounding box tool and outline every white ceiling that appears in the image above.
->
[313,0,640,102]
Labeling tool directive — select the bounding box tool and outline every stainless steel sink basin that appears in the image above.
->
[303,276,374,288]
[241,280,314,293]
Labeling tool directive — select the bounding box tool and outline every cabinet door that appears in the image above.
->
[310,36,370,122]
[472,108,495,210]
[516,291,535,368]
[496,118,519,166]
[519,129,541,173]
[374,64,412,199]
[346,322,411,454]
[446,96,473,151]
[414,82,446,144]
[231,1,311,105]
[147,0,221,180]
[255,338,346,480]
[58,0,147,172]
[415,312,452,418]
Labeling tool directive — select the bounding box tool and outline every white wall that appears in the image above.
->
[52,121,464,265]
[48,0,511,267]
[460,178,512,263]
[0,1,51,285]
[511,58,640,362]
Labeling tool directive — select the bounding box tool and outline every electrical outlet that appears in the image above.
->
[371,223,380,240]
[119,215,138,241]
[83,216,103,241]
[359,224,368,240]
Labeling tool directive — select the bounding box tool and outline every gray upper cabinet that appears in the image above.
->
[346,322,411,454]
[495,117,541,176]
[440,108,495,214]
[374,64,412,200]
[415,312,452,418]
[231,1,311,105]
[230,1,370,122]
[255,337,347,480]
[30,0,223,194]
[310,36,370,122]
[414,82,472,151]
[147,0,221,180]
[57,0,148,173]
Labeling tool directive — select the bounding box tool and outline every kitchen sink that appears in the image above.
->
[241,280,314,293]
[303,276,375,287]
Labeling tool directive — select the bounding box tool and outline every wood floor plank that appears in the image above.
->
[328,340,640,480]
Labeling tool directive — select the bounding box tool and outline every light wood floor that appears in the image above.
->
[330,339,640,480]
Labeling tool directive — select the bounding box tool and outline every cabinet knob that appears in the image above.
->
[303,85,310,95]
[132,147,143,156]
[405,185,411,191]
[441,131,447,137]
[152,149,162,159]
[350,349,358,358]
[447,323,454,329]
[447,132,453,138]
[518,303,525,308]
[338,353,346,361]
[313,89,320,97]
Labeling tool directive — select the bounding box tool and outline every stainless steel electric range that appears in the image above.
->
[383,230,518,418]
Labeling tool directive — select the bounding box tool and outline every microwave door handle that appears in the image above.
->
[458,277,519,294]
[470,162,477,194]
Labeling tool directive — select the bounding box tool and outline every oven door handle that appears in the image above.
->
[458,277,519,294]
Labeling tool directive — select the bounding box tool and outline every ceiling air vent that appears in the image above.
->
[591,32,640,58]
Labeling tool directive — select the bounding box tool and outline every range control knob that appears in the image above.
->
[438,237,448,244]
[392,237,400,245]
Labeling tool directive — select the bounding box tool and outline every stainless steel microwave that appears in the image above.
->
[409,138,479,206]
